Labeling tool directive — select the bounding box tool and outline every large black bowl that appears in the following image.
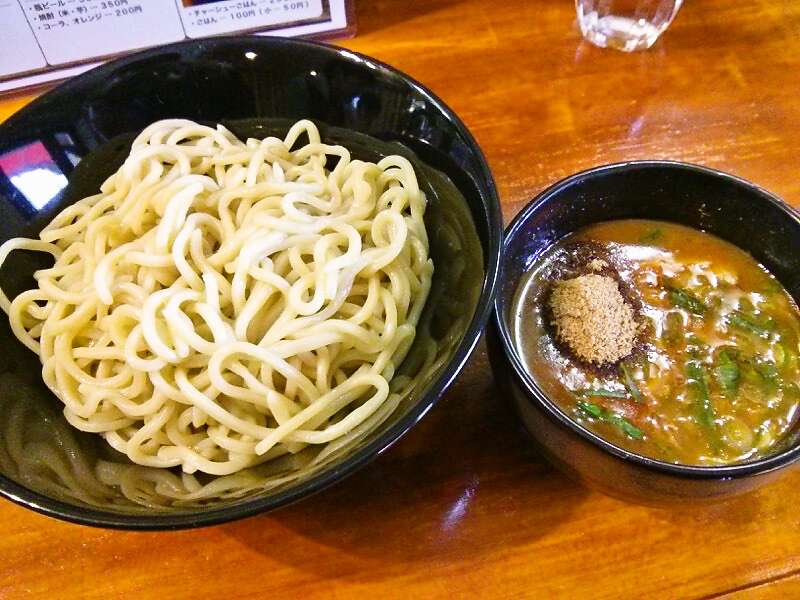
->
[488,161,800,504]
[0,37,502,528]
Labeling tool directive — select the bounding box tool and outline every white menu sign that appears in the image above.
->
[0,0,351,93]
[178,0,323,38]
[0,1,49,76]
[20,0,185,66]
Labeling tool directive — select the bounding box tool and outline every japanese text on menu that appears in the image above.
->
[0,0,324,78]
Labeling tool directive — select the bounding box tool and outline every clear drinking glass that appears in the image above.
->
[576,0,683,52]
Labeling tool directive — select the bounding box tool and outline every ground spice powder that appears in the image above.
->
[548,273,638,365]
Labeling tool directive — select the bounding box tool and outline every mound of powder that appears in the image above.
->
[548,273,637,365]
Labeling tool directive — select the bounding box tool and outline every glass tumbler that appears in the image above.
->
[576,0,684,52]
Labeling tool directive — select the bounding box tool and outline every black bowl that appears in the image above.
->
[488,161,800,504]
[0,37,502,528]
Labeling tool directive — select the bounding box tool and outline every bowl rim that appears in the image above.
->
[0,35,504,530]
[494,159,800,480]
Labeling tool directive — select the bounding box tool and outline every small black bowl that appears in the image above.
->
[0,37,503,528]
[488,160,800,504]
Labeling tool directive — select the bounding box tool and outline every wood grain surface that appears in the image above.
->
[2,0,800,597]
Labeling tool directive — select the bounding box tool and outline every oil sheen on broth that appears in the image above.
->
[512,219,800,465]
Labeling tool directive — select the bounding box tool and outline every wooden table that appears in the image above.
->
[2,0,800,597]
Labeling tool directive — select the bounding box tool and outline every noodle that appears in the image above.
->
[0,119,433,480]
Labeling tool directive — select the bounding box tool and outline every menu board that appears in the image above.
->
[0,0,354,93]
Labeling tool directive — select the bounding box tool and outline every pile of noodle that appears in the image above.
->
[0,119,433,491]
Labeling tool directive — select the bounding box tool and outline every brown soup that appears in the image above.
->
[512,219,800,465]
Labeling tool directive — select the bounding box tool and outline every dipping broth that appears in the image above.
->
[512,219,800,465]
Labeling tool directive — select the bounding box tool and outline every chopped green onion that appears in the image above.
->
[727,311,773,338]
[620,362,643,403]
[720,418,755,453]
[640,228,663,244]
[755,359,778,381]
[686,361,715,428]
[610,414,645,439]
[576,400,603,418]
[686,360,724,453]
[576,400,644,440]
[663,311,684,348]
[686,334,709,359]
[575,388,628,399]
[686,334,707,346]
[667,287,708,315]
[714,349,740,396]
[773,343,787,369]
